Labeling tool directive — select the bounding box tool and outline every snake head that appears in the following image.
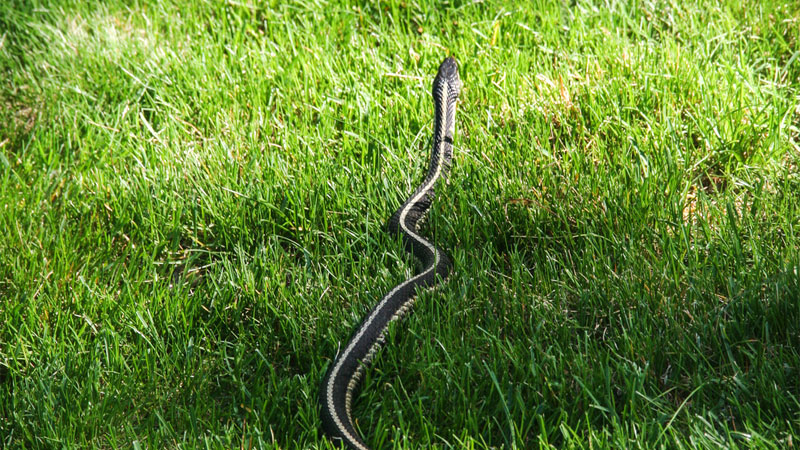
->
[433,57,462,98]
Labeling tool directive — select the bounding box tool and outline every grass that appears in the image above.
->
[1,0,799,448]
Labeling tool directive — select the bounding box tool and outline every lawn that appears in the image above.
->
[1,0,799,448]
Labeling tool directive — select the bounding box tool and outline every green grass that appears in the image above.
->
[1,0,799,448]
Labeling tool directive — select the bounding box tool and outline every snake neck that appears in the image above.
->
[388,75,457,240]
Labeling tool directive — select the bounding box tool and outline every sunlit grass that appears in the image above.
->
[1,0,799,448]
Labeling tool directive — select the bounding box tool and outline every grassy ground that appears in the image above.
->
[2,0,799,448]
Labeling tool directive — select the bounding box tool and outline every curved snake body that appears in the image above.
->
[319,57,462,450]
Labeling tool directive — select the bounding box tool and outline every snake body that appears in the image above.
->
[319,57,462,449]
